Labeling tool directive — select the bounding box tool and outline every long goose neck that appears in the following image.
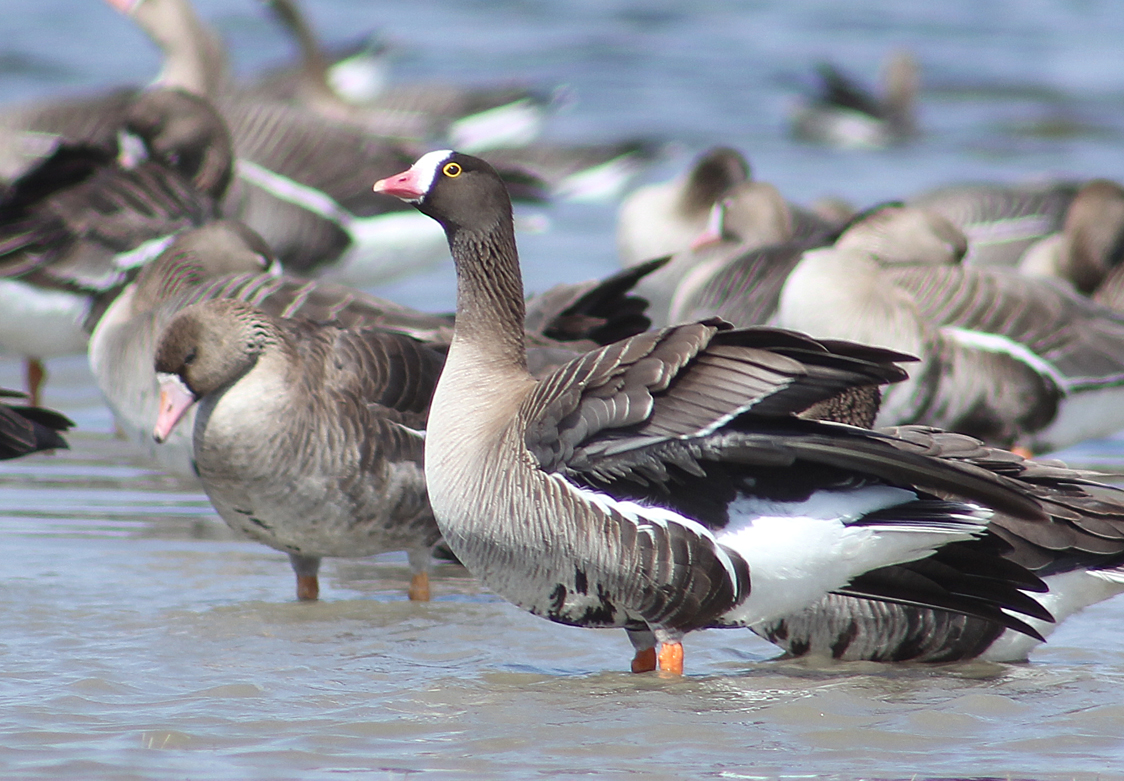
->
[448,218,528,372]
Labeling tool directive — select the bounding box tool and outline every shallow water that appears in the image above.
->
[4,1,1124,778]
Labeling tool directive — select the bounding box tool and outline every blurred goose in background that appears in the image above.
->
[661,199,955,328]
[0,389,72,459]
[371,149,1069,675]
[91,222,663,480]
[253,0,554,151]
[790,50,919,150]
[154,298,444,603]
[773,215,1124,452]
[909,179,1080,268]
[0,88,232,405]
[1017,179,1124,294]
[617,146,751,267]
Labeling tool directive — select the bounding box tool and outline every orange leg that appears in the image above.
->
[1010,445,1035,460]
[658,642,684,676]
[408,571,431,601]
[631,646,657,673]
[26,359,46,408]
[296,574,319,601]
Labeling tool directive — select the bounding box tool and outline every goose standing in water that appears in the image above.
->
[374,150,1065,675]
[152,298,444,603]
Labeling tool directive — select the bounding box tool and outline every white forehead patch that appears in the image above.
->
[410,149,455,196]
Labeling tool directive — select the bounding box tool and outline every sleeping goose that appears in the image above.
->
[0,389,72,460]
[373,150,1060,675]
[0,87,232,405]
[153,298,443,603]
[789,50,918,150]
[909,179,1080,268]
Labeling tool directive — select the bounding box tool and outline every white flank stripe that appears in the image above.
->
[236,159,351,225]
[944,326,1066,388]
[449,100,546,153]
[114,234,177,271]
[965,215,1054,247]
[562,477,740,592]
[554,156,644,204]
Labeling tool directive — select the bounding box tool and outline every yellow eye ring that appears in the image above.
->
[443,162,462,178]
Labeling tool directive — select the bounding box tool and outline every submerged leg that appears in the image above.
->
[626,627,657,673]
[289,553,321,601]
[407,548,432,601]
[26,359,46,408]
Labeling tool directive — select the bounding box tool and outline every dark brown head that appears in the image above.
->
[126,88,233,199]
[373,150,513,238]
[1065,179,1124,293]
[153,299,277,441]
[680,147,752,216]
[134,221,275,311]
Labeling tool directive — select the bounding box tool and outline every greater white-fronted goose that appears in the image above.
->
[153,298,444,603]
[634,179,802,327]
[909,180,1080,268]
[0,388,72,460]
[373,150,1062,675]
[0,87,232,405]
[617,147,751,267]
[90,221,663,479]
[774,235,1124,452]
[751,427,1124,662]
[1017,179,1124,294]
[789,50,918,150]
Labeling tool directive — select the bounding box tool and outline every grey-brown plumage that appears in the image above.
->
[379,150,1068,674]
[910,180,1080,268]
[754,427,1124,662]
[154,298,443,601]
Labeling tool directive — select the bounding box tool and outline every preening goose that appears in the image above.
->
[153,299,443,603]
[0,389,72,460]
[789,50,918,150]
[0,87,232,405]
[374,150,1059,675]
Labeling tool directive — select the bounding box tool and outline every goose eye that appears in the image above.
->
[183,348,197,366]
[442,162,462,178]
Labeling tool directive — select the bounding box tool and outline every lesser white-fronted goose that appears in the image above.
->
[373,150,1064,675]
[0,389,72,460]
[153,298,444,603]
[0,87,232,405]
[789,50,918,149]
[617,147,751,267]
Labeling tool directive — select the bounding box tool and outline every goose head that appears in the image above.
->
[153,299,274,442]
[835,204,967,266]
[126,88,233,199]
[373,149,512,236]
[692,180,794,250]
